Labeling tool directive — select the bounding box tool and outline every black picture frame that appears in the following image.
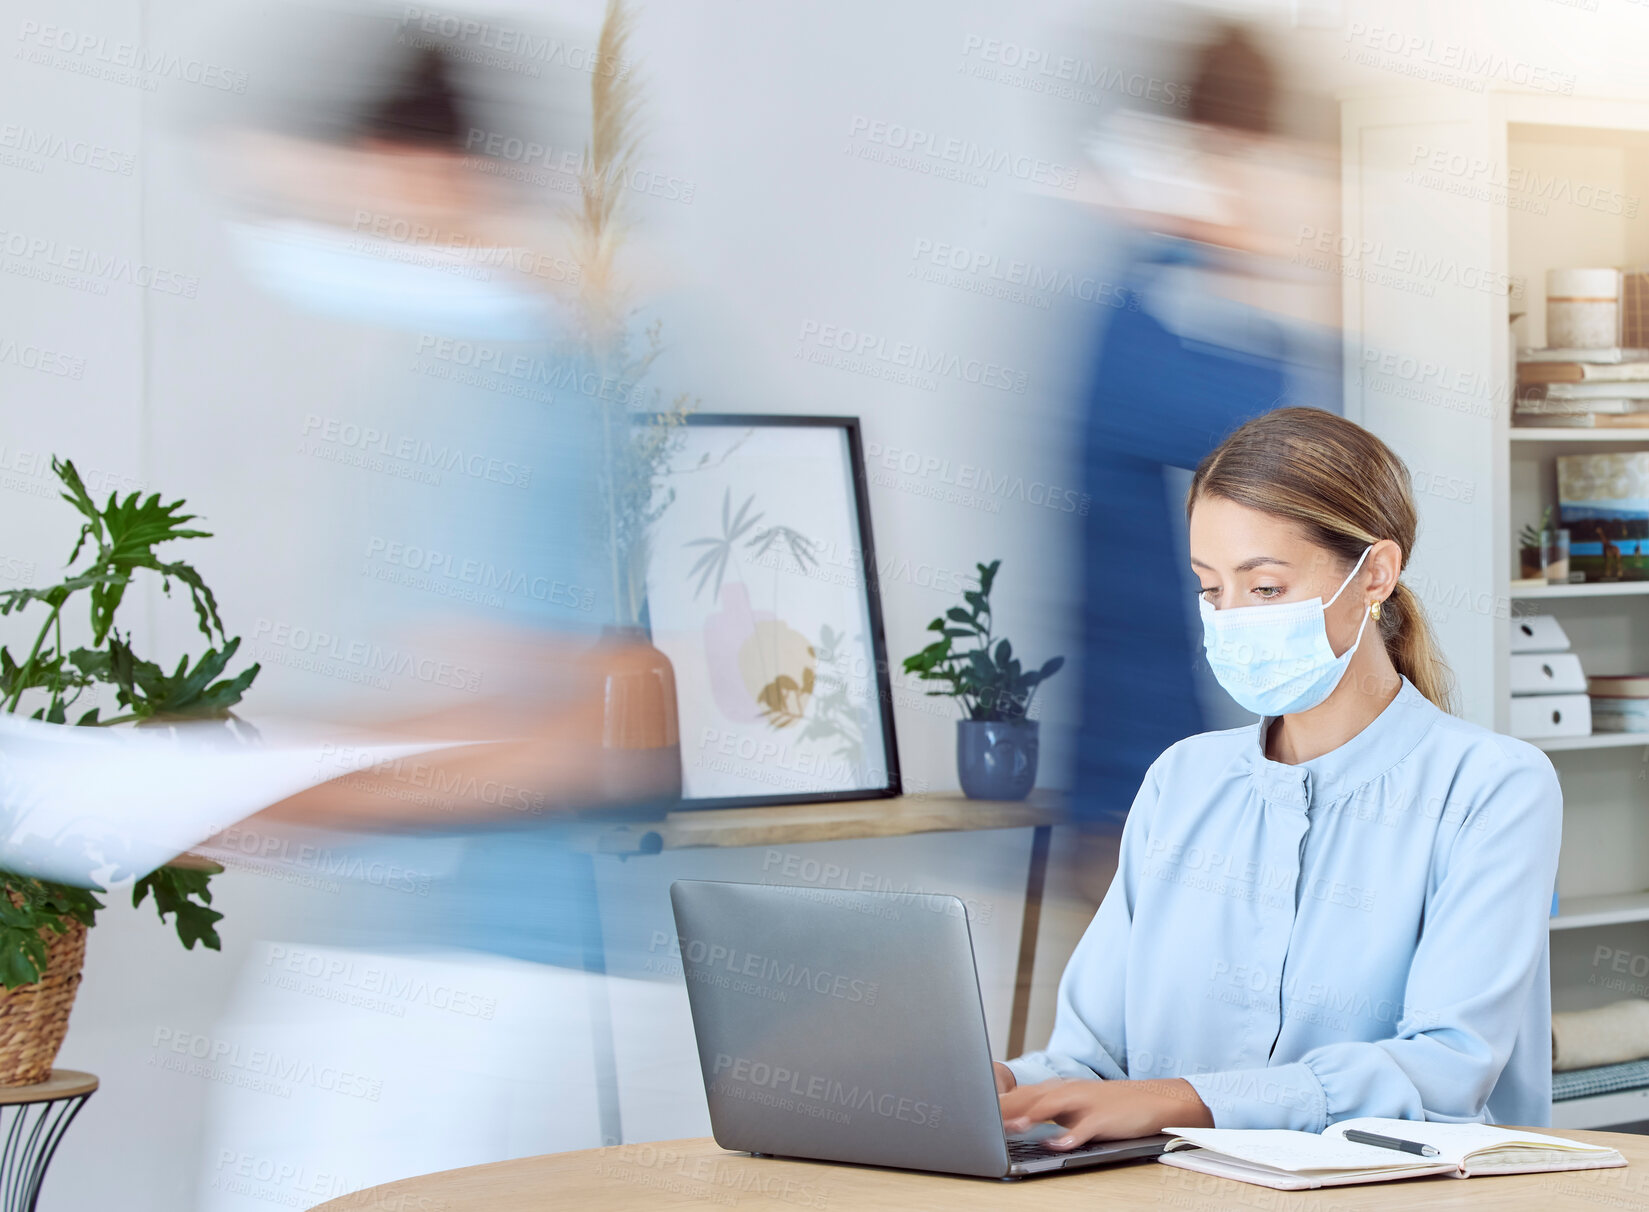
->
[641,413,902,810]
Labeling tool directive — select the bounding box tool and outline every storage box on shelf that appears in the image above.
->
[1508,614,1593,740]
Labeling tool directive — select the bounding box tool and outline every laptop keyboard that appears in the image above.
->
[1006,1138,1081,1162]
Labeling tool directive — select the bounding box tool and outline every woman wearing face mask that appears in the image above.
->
[995,407,1562,1148]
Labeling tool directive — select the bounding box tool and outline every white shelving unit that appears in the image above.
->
[1512,582,1649,599]
[1343,92,1649,1130]
[1550,891,1649,931]
[1512,429,1649,442]
[1538,733,1649,752]
[1553,1087,1649,1130]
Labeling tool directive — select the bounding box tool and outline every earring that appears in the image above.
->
[1370,600,1383,621]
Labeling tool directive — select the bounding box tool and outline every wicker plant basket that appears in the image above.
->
[0,920,87,1086]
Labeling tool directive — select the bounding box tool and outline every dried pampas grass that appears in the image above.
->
[569,0,694,626]
[576,0,644,351]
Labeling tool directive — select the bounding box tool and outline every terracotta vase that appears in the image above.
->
[594,625,683,804]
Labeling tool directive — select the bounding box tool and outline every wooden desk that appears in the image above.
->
[314,1128,1649,1211]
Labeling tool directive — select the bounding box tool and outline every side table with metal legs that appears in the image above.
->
[0,1070,96,1212]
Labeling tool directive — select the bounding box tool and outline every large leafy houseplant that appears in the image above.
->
[902,560,1063,722]
[0,457,257,995]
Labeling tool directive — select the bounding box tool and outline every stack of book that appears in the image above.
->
[1517,347,1649,427]
[1587,673,1649,733]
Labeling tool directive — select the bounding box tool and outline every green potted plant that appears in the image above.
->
[0,457,256,1084]
[902,560,1063,801]
[1517,506,1552,581]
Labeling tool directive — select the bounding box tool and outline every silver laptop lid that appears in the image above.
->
[669,878,1013,1178]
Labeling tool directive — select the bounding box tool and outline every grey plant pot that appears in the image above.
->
[956,719,1039,801]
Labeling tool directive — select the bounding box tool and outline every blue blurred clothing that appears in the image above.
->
[305,818,611,972]
[1074,234,1301,829]
[1007,676,1564,1129]
[303,323,631,969]
[236,223,627,971]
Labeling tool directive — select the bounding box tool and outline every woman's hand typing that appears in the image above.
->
[999,1077,1212,1148]
[992,1062,1016,1095]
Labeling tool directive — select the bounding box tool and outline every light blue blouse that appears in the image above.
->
[1006,675,1563,1130]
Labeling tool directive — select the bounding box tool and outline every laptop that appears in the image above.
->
[668,879,1170,1179]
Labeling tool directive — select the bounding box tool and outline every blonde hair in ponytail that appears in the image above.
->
[1186,407,1457,714]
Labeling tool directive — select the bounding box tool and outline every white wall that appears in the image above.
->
[7,1,1108,1206]
[11,0,1635,1206]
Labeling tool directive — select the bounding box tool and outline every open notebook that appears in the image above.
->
[1157,1117,1626,1190]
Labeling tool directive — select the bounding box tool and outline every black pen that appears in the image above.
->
[1344,1128,1440,1158]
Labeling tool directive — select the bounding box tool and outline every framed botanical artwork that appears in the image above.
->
[642,414,901,808]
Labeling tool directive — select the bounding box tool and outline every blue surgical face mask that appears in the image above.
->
[1197,544,1375,717]
[225,219,564,341]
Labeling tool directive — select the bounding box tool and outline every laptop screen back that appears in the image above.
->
[669,879,1013,1177]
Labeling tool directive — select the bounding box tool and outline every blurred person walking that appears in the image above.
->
[1069,24,1340,870]
[174,5,677,1206]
